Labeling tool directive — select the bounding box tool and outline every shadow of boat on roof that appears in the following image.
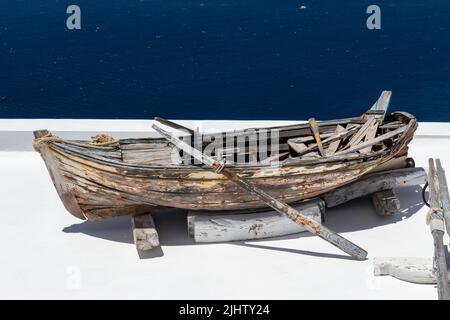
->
[62,185,425,258]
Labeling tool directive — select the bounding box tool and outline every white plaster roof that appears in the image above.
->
[0,119,448,299]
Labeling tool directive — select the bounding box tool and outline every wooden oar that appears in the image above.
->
[436,159,450,236]
[154,117,195,136]
[152,122,368,261]
[428,159,450,300]
[308,118,325,156]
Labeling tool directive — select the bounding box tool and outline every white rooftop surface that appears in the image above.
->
[0,119,449,300]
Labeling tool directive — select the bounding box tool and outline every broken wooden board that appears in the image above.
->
[371,190,401,216]
[132,213,160,251]
[344,117,377,150]
[370,90,392,112]
[374,257,449,284]
[288,125,359,157]
[336,122,407,156]
[325,125,345,156]
[342,91,391,153]
[187,199,325,243]
[324,167,426,208]
[360,119,380,154]
[287,140,307,154]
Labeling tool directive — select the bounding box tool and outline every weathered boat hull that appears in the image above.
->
[33,111,417,221]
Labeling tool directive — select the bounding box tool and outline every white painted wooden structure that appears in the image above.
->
[187,199,324,242]
[374,257,450,284]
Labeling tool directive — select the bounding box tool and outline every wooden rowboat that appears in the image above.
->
[33,92,417,221]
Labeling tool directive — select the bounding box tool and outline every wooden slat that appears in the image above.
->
[122,148,174,165]
[344,117,376,149]
[287,140,307,154]
[308,118,324,156]
[285,133,334,144]
[288,127,357,156]
[325,125,345,156]
[289,125,359,157]
[379,121,402,130]
[359,119,380,154]
[120,143,171,151]
[334,125,407,156]
[260,151,290,164]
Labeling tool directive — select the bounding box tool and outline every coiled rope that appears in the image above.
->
[32,132,119,150]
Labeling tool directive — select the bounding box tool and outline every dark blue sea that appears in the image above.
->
[1,1,449,121]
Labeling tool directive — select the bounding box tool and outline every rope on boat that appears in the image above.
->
[426,207,444,225]
[90,134,118,145]
[32,132,120,150]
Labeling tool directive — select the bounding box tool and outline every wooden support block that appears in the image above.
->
[132,213,160,251]
[371,189,400,216]
[324,167,426,208]
[188,199,325,243]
